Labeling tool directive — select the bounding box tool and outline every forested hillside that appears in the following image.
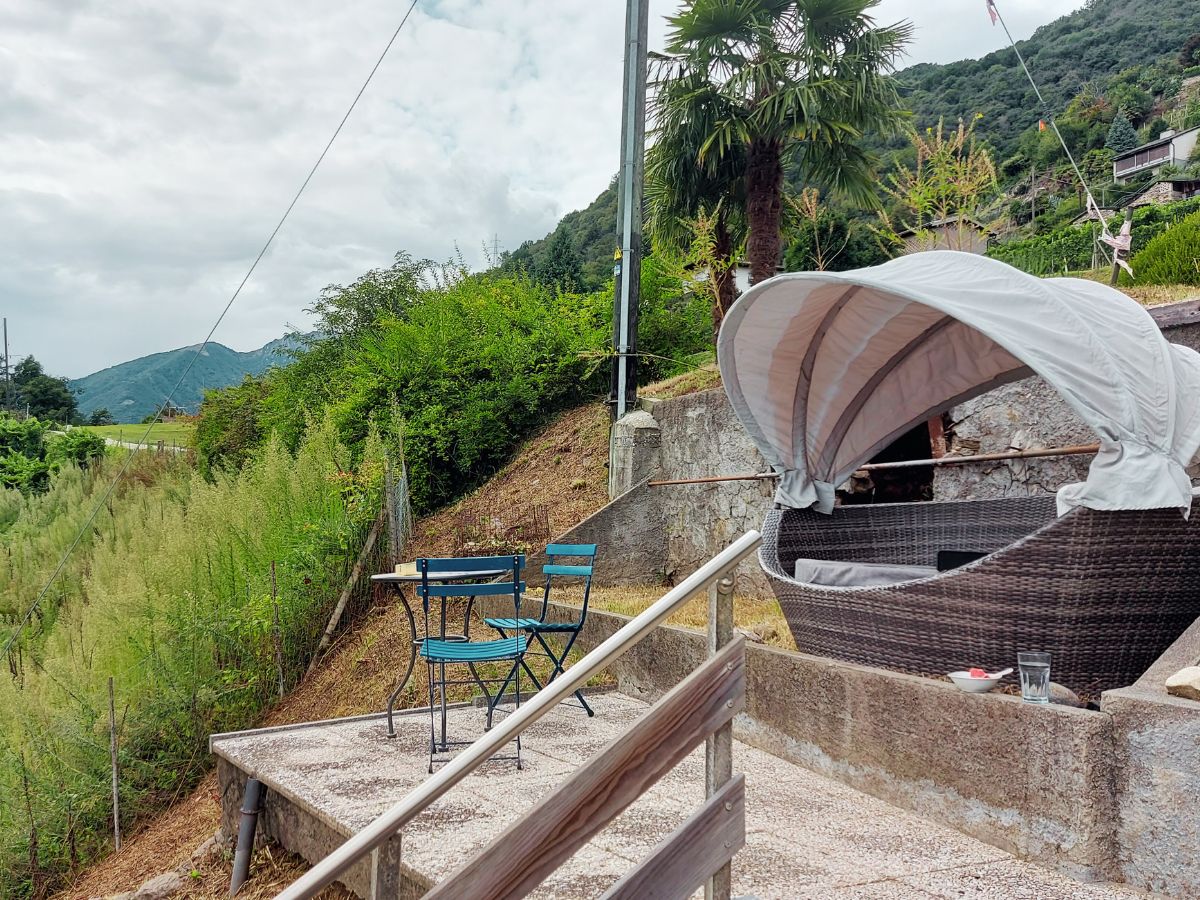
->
[895,0,1200,163]
[504,182,618,291]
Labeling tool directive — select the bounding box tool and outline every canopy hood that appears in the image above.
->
[717,251,1200,515]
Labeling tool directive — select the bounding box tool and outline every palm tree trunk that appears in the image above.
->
[711,216,736,339]
[746,138,784,285]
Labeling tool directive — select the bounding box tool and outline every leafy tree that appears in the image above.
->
[12,356,43,387]
[309,252,427,339]
[194,377,268,478]
[1105,110,1139,154]
[660,0,910,285]
[784,191,888,271]
[646,57,747,332]
[1180,33,1200,68]
[534,229,582,292]
[20,374,78,424]
[88,407,114,426]
[877,117,998,252]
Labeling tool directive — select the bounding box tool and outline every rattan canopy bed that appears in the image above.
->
[718,251,1200,693]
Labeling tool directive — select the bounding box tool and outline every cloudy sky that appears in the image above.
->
[1,0,1082,377]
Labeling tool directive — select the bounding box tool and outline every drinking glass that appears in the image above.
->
[1018,651,1051,703]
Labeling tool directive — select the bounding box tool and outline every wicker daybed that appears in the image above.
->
[718,252,1200,694]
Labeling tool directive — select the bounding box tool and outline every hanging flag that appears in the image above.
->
[1038,119,1047,132]
[1100,216,1132,255]
[986,0,999,26]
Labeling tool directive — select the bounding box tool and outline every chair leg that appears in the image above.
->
[514,645,522,771]
[537,630,593,717]
[426,658,435,774]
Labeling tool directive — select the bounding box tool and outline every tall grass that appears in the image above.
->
[0,417,391,897]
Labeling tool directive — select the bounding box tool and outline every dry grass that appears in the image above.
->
[1067,269,1200,306]
[587,584,794,651]
[58,774,222,900]
[1120,283,1200,306]
[642,363,721,399]
[409,402,611,558]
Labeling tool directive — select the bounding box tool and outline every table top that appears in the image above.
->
[370,568,507,584]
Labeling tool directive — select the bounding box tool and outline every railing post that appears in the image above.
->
[705,570,736,900]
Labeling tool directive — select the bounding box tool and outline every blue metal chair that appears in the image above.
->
[484,543,597,718]
[417,554,527,772]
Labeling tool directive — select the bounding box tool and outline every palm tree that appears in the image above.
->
[646,61,747,334]
[659,0,911,285]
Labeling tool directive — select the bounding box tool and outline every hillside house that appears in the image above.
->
[1113,126,1200,183]
[896,215,992,254]
[1126,176,1200,207]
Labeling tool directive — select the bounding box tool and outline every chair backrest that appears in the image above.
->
[416,554,526,621]
[542,544,597,626]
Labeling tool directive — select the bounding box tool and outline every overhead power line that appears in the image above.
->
[2,0,421,662]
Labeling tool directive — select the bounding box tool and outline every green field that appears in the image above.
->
[79,422,194,448]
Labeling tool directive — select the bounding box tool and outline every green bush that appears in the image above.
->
[0,417,389,895]
[200,254,711,514]
[988,197,1200,275]
[1126,210,1200,284]
[46,430,106,470]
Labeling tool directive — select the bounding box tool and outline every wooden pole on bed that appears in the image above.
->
[646,443,1101,486]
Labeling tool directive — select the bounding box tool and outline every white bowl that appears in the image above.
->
[948,670,1004,693]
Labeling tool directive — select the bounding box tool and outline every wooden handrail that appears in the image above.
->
[275,529,762,900]
[426,637,746,899]
[600,775,746,900]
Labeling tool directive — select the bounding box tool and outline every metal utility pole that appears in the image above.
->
[3,318,10,411]
[610,0,649,421]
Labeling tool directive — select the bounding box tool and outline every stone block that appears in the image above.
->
[1103,685,1200,897]
[1165,666,1200,701]
[608,410,661,498]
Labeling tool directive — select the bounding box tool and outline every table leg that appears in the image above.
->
[386,585,420,739]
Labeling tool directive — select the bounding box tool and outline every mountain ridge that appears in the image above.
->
[72,335,302,424]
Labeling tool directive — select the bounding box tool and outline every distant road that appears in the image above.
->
[102,437,187,452]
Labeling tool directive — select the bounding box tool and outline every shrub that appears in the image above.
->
[1126,210,1200,284]
[0,417,389,895]
[201,254,712,514]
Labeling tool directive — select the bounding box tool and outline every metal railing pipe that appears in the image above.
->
[276,529,762,900]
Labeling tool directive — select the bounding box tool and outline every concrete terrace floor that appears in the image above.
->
[211,692,1151,900]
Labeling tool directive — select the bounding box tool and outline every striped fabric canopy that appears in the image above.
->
[718,251,1200,516]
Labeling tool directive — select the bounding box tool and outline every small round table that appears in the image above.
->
[371,568,506,739]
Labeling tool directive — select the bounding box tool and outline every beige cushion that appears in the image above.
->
[794,558,936,588]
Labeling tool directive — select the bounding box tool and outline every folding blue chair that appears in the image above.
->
[484,543,597,718]
[417,554,527,772]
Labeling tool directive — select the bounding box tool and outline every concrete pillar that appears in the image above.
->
[370,834,403,899]
[608,409,661,498]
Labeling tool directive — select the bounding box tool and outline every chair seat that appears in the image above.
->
[421,636,526,662]
[484,616,542,630]
[485,616,578,633]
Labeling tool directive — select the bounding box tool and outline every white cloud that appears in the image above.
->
[1,0,1081,377]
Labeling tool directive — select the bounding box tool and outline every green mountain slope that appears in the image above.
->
[506,181,618,290]
[895,0,1200,162]
[71,336,299,423]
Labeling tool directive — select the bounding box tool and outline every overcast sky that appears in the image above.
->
[1,0,1083,377]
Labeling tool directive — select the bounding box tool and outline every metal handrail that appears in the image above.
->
[276,529,762,900]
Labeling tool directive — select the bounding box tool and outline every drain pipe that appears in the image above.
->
[229,777,263,896]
